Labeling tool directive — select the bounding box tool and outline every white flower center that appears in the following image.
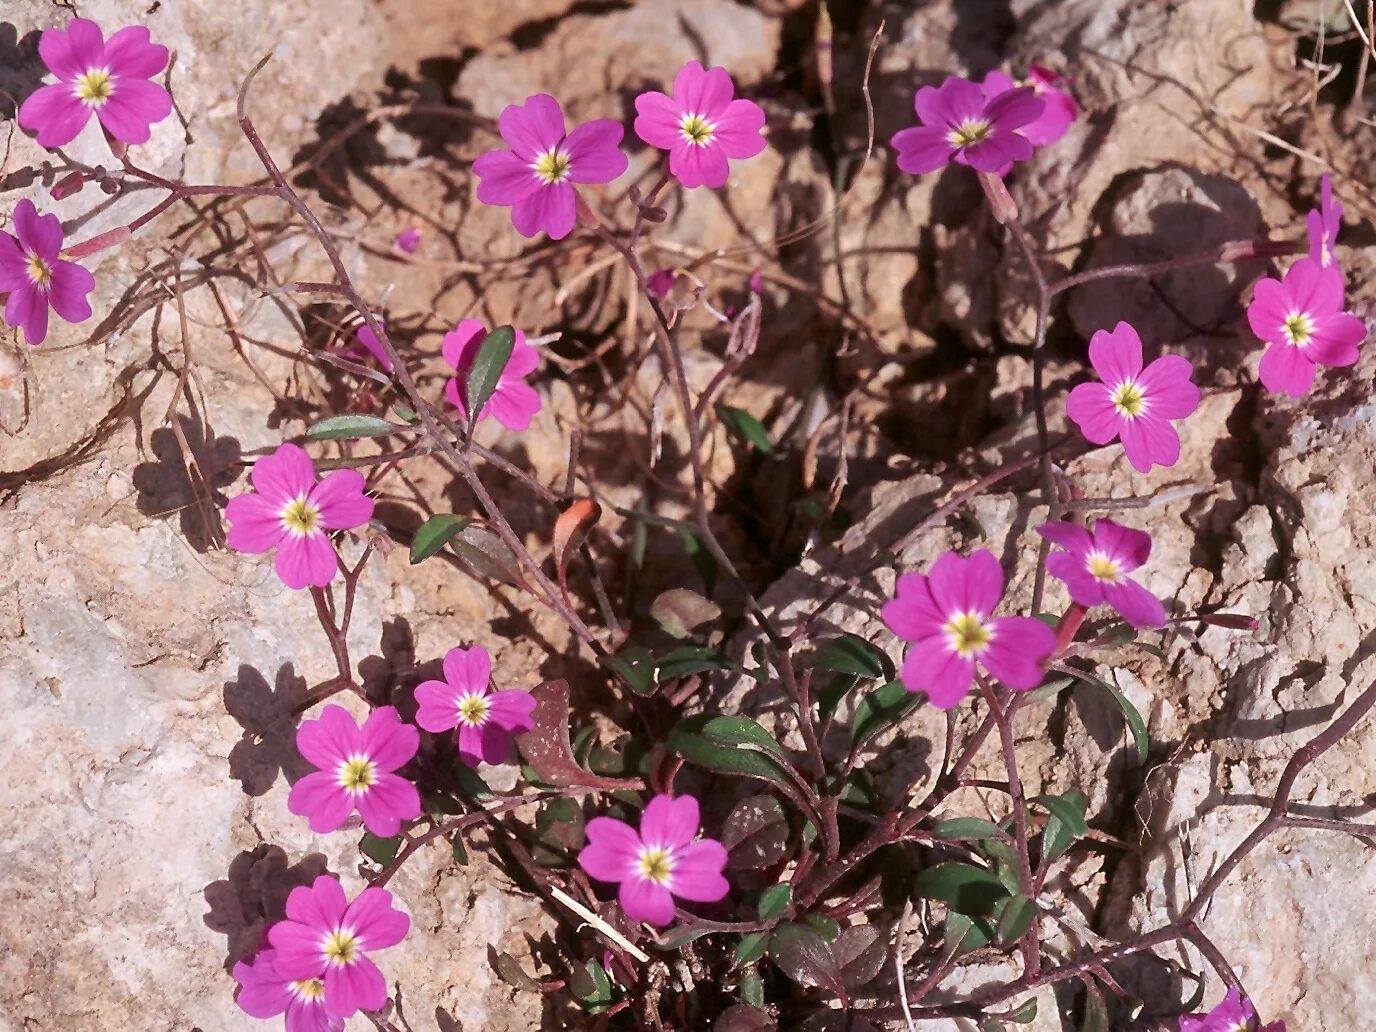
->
[280,495,321,536]
[947,118,991,148]
[1086,552,1122,583]
[291,977,326,1000]
[321,928,360,966]
[637,845,674,885]
[679,112,716,146]
[943,611,992,657]
[532,148,571,185]
[1282,310,1315,348]
[456,693,490,728]
[75,68,114,106]
[336,755,376,794]
[1110,379,1147,419]
[25,253,51,288]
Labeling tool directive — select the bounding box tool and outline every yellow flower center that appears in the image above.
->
[280,496,321,536]
[943,612,992,657]
[1283,310,1314,348]
[1086,552,1122,583]
[1110,380,1146,418]
[322,929,359,966]
[75,68,114,105]
[337,755,376,793]
[637,846,674,885]
[292,977,326,1000]
[679,113,716,146]
[947,118,992,148]
[456,693,490,727]
[25,253,51,288]
[532,148,571,185]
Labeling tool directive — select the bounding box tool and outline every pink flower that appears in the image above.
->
[1037,519,1164,628]
[1307,173,1340,268]
[633,61,767,189]
[441,318,541,431]
[982,64,1077,147]
[393,227,421,254]
[1247,258,1364,398]
[1065,321,1200,473]
[579,794,729,926]
[0,199,95,346]
[18,19,172,148]
[287,705,420,838]
[891,75,1044,175]
[646,268,676,299]
[1180,987,1285,1032]
[413,645,537,767]
[351,324,395,372]
[472,94,628,240]
[224,443,375,590]
[232,948,344,1032]
[267,876,410,1019]
[882,549,1056,709]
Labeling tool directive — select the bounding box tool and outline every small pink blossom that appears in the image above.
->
[472,94,627,240]
[414,645,537,767]
[633,61,767,189]
[1065,321,1200,473]
[442,318,542,431]
[891,75,1044,175]
[579,794,729,926]
[882,549,1056,709]
[393,227,422,254]
[1247,258,1364,398]
[349,324,395,372]
[19,18,172,148]
[646,268,676,299]
[267,876,410,1019]
[1037,519,1165,628]
[288,705,420,837]
[224,443,375,590]
[1307,173,1340,268]
[1179,987,1285,1032]
[982,64,1077,147]
[232,948,343,1032]
[0,199,95,346]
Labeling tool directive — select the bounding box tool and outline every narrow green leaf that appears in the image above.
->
[306,413,402,440]
[811,633,891,679]
[995,894,1036,945]
[913,862,1011,917]
[757,884,792,921]
[656,645,732,684]
[464,325,516,430]
[599,647,656,696]
[715,403,773,453]
[734,931,770,967]
[849,680,920,751]
[391,402,419,424]
[410,513,471,564]
[1040,789,1089,863]
[1003,998,1039,1024]
[931,817,1006,841]
[943,911,995,955]
[360,832,401,866]
[1031,794,1089,837]
[1066,665,1150,760]
[803,914,840,941]
[740,973,765,1007]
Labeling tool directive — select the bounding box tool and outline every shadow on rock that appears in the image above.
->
[0,23,44,119]
[203,844,330,970]
[132,418,242,553]
[224,663,312,796]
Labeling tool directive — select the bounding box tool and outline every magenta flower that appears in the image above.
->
[633,60,767,189]
[472,94,627,240]
[18,19,172,149]
[1180,988,1285,1032]
[351,324,395,372]
[393,227,421,254]
[982,64,1077,147]
[646,267,676,299]
[1065,321,1200,473]
[1247,258,1364,398]
[1307,173,1340,268]
[233,949,343,1032]
[225,443,375,590]
[442,318,542,431]
[1037,519,1164,628]
[267,876,410,1019]
[287,705,420,838]
[891,75,1044,175]
[0,199,95,346]
[414,645,537,767]
[882,549,1056,709]
[579,794,729,926]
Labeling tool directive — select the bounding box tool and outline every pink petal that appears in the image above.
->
[286,996,343,1032]
[1087,322,1143,384]
[413,678,459,733]
[634,91,685,149]
[1307,209,1328,266]
[1103,579,1165,628]
[1065,382,1122,445]
[892,125,954,175]
[580,816,641,882]
[982,617,1056,690]
[360,706,419,772]
[476,722,514,764]
[498,94,566,160]
[251,443,317,504]
[473,148,542,206]
[309,469,374,530]
[1308,312,1365,367]
[1246,277,1289,344]
[323,956,387,1017]
[1283,257,1341,316]
[267,920,328,981]
[0,234,29,290]
[882,572,945,642]
[224,492,285,553]
[1258,341,1316,397]
[46,260,95,324]
[296,705,362,769]
[354,325,394,371]
[900,638,975,709]
[669,840,729,902]
[920,77,984,125]
[511,182,577,240]
[103,26,170,78]
[441,318,488,371]
[355,773,421,837]
[1136,355,1199,420]
[233,951,294,1019]
[488,382,541,430]
[981,70,1017,97]
[674,61,735,119]
[442,645,492,695]
[985,86,1044,132]
[287,875,349,930]
[504,337,539,377]
[1023,88,1076,147]
[456,723,487,767]
[928,549,1002,618]
[39,20,106,79]
[5,284,48,346]
[275,532,338,589]
[1035,521,1093,557]
[712,99,767,159]
[345,886,411,950]
[619,877,676,925]
[960,130,1032,172]
[96,77,173,145]
[670,141,730,189]
[13,200,62,261]
[640,794,700,849]
[1046,552,1106,608]
[288,771,356,834]
[564,119,627,184]
[1119,416,1181,473]
[485,689,537,733]
[1094,518,1151,570]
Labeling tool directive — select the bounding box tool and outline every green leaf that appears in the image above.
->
[913,862,1011,917]
[931,817,1006,842]
[410,513,471,564]
[803,914,840,941]
[768,923,843,994]
[943,911,995,955]
[1025,675,1076,704]
[571,957,614,1013]
[849,680,919,752]
[391,402,420,424]
[306,412,403,440]
[451,836,469,866]
[734,931,770,967]
[599,647,657,696]
[1031,794,1089,838]
[740,973,765,1007]
[464,325,516,430]
[758,884,792,921]
[668,715,802,804]
[811,633,891,679]
[715,403,773,453]
[1003,998,1039,1024]
[656,645,732,684]
[1065,665,1150,760]
[360,832,401,866]
[1040,789,1089,863]
[995,894,1036,945]
[453,764,494,801]
[449,524,526,587]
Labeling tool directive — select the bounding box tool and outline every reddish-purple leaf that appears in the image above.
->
[514,680,643,791]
